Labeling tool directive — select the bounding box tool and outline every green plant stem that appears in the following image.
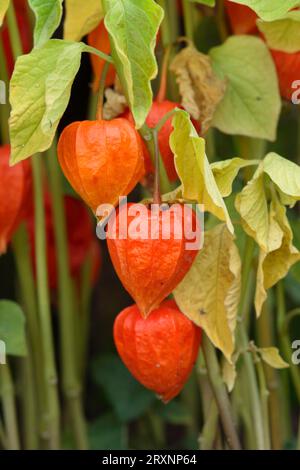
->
[199,398,219,450]
[257,302,286,449]
[254,357,271,449]
[96,61,110,120]
[182,0,195,41]
[140,125,171,194]
[236,234,266,449]
[202,334,241,450]
[83,45,113,63]
[216,0,229,42]
[6,3,23,58]
[19,355,39,449]
[32,154,60,449]
[0,363,20,450]
[79,254,93,383]
[156,0,178,100]
[46,143,88,450]
[276,282,300,403]
[12,226,46,438]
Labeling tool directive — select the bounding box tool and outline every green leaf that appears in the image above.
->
[0,300,27,357]
[210,36,281,141]
[211,157,258,197]
[189,0,215,5]
[29,0,63,48]
[170,109,234,233]
[228,0,300,21]
[64,0,104,41]
[88,414,126,450]
[92,354,155,422]
[103,0,163,128]
[258,347,289,369]
[263,153,300,202]
[9,40,85,164]
[0,0,9,26]
[257,10,300,53]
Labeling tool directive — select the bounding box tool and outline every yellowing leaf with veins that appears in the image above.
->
[263,153,300,204]
[255,197,300,316]
[235,165,270,251]
[174,224,241,361]
[259,347,289,369]
[170,110,233,233]
[64,0,103,41]
[257,10,300,53]
[0,0,9,26]
[170,44,226,133]
[211,158,258,197]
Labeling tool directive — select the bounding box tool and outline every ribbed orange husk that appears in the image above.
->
[87,20,116,92]
[270,49,300,101]
[107,203,201,317]
[57,118,145,214]
[224,1,258,35]
[114,300,202,403]
[0,144,32,254]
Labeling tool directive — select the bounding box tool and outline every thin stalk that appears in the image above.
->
[96,61,110,120]
[32,154,60,449]
[254,357,271,449]
[78,254,93,383]
[12,226,47,442]
[6,3,23,58]
[7,1,60,447]
[0,363,20,450]
[182,0,195,41]
[153,129,162,205]
[156,45,171,103]
[46,143,88,449]
[139,125,170,194]
[19,355,39,449]
[199,399,219,450]
[156,0,178,100]
[83,45,113,64]
[238,326,265,449]
[157,0,172,46]
[202,334,241,450]
[276,282,300,403]
[237,235,266,449]
[215,0,229,42]
[257,301,285,449]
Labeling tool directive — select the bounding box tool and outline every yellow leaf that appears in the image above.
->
[263,152,300,205]
[170,110,234,234]
[0,0,9,26]
[211,157,258,198]
[257,10,300,54]
[222,359,237,392]
[174,224,241,361]
[259,347,289,369]
[235,165,270,251]
[64,0,103,41]
[255,197,300,316]
[170,43,226,133]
